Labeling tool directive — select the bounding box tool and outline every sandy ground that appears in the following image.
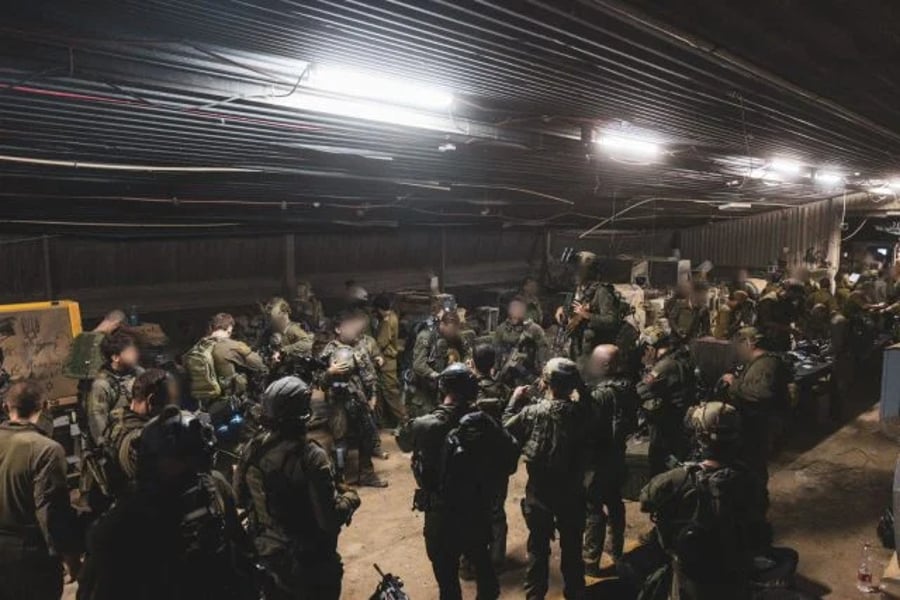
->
[63,398,899,599]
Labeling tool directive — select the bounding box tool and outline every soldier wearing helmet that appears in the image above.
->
[231,377,360,600]
[79,405,257,600]
[640,401,771,600]
[756,280,804,351]
[554,251,626,362]
[397,363,519,600]
[636,325,696,476]
[503,358,590,599]
[409,310,473,418]
[720,327,791,489]
[318,310,387,488]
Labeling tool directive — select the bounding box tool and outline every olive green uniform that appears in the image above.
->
[492,319,550,387]
[569,280,621,361]
[280,321,315,360]
[101,407,148,498]
[640,464,770,600]
[211,337,267,397]
[0,422,80,600]
[806,288,837,313]
[86,366,143,446]
[728,353,790,487]
[409,330,472,417]
[375,310,405,424]
[756,292,795,351]
[666,299,711,342]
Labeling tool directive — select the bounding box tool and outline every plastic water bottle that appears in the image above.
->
[856,542,874,592]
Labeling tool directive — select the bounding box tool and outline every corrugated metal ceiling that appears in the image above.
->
[0,0,898,235]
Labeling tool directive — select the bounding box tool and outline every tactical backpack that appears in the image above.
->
[184,337,222,404]
[522,400,582,473]
[63,331,107,380]
[671,466,742,583]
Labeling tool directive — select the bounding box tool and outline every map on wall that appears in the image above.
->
[0,302,81,406]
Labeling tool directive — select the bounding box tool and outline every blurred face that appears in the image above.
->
[735,339,754,362]
[439,321,460,339]
[336,322,358,344]
[523,279,539,296]
[508,300,526,322]
[296,284,310,300]
[115,345,140,369]
[271,312,289,331]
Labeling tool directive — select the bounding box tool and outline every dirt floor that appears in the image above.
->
[62,395,899,599]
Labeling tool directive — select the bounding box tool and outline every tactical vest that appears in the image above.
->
[102,407,147,496]
[521,398,583,473]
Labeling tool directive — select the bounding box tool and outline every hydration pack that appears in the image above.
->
[184,337,222,404]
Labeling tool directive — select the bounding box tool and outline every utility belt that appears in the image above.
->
[412,488,444,513]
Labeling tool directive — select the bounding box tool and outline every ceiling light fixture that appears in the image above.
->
[814,171,844,185]
[596,134,661,158]
[769,158,802,175]
[307,65,453,110]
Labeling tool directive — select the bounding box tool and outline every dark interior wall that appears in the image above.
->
[1,228,675,318]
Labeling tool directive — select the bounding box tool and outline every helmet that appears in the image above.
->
[265,297,291,317]
[438,362,478,401]
[138,405,216,477]
[261,376,312,424]
[733,326,763,344]
[541,357,580,389]
[639,325,671,349]
[331,346,356,366]
[575,250,598,266]
[689,402,741,444]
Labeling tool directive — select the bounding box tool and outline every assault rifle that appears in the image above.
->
[369,564,410,600]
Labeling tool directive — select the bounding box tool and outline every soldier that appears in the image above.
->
[78,406,257,600]
[265,297,315,366]
[409,311,473,418]
[319,311,388,487]
[373,294,406,426]
[666,282,711,343]
[713,290,752,340]
[504,358,589,600]
[519,275,544,325]
[101,368,177,499]
[234,377,361,600]
[756,281,804,351]
[555,251,624,364]
[636,326,696,476]
[493,296,550,388]
[806,277,837,313]
[397,364,519,600]
[86,330,143,447]
[0,382,82,600]
[208,313,267,398]
[722,327,791,490]
[582,345,637,575]
[63,309,126,399]
[471,344,510,404]
[293,280,325,332]
[640,402,771,600]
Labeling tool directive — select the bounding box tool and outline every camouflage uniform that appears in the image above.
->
[86,366,143,446]
[409,331,472,417]
[492,319,550,388]
[521,294,544,326]
[319,340,380,481]
[569,281,622,362]
[583,376,637,565]
[666,298,711,342]
[504,396,589,600]
[636,348,695,476]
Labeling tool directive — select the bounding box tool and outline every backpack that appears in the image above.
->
[671,466,742,583]
[184,338,222,403]
[522,400,582,473]
[63,331,107,380]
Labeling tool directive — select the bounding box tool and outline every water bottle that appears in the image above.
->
[856,542,874,592]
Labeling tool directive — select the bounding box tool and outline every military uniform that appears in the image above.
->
[756,293,795,351]
[583,376,637,565]
[409,330,472,417]
[666,298,711,342]
[0,422,80,600]
[375,309,405,424]
[85,365,143,446]
[504,396,589,599]
[728,353,790,486]
[493,319,550,388]
[522,294,544,326]
[569,280,622,361]
[713,302,755,340]
[234,432,360,600]
[398,403,518,600]
[280,321,315,361]
[319,340,380,481]
[640,464,771,600]
[806,287,837,313]
[101,407,148,499]
[637,348,695,476]
[211,337,267,397]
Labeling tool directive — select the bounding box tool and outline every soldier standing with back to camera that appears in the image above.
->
[582,344,637,575]
[234,377,361,600]
[636,327,696,476]
[555,251,624,366]
[504,358,590,600]
[265,297,315,367]
[397,363,519,600]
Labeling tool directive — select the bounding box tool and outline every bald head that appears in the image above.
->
[588,344,620,379]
